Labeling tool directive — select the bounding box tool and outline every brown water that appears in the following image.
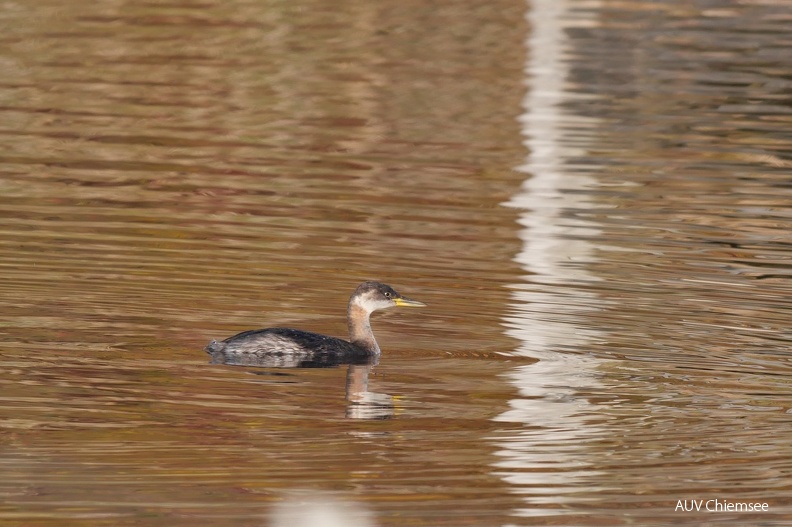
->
[2,0,792,525]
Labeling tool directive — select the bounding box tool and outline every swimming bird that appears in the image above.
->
[205,281,425,363]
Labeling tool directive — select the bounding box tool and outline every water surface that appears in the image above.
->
[2,0,792,525]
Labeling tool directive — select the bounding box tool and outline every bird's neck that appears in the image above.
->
[348,303,380,354]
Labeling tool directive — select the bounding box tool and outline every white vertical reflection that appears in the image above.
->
[495,0,608,518]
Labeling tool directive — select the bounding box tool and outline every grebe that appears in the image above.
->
[205,281,425,362]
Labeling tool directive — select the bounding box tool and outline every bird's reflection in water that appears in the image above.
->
[208,351,394,420]
[344,364,394,420]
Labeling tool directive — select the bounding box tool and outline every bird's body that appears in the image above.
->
[204,281,424,364]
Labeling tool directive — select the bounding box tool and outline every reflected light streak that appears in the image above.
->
[494,0,611,517]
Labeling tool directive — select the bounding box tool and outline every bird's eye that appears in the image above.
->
[384,291,391,298]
